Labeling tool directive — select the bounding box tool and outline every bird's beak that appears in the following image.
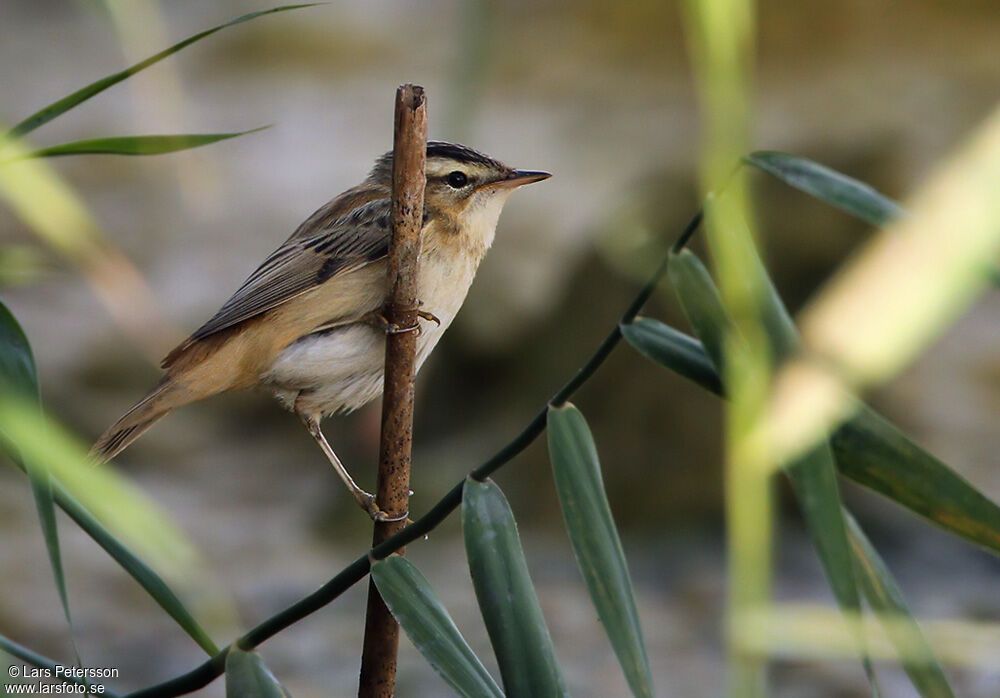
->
[482,169,552,190]
[506,169,552,186]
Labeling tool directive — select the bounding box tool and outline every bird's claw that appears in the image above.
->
[357,491,408,523]
[416,310,441,326]
[414,299,441,327]
[377,510,410,523]
[364,311,419,336]
[387,321,421,336]
[365,308,439,337]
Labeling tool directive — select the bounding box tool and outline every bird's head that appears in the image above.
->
[369,141,550,217]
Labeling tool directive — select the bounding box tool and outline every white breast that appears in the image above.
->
[264,195,505,417]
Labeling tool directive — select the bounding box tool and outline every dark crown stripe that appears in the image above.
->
[370,140,506,180]
[425,141,504,169]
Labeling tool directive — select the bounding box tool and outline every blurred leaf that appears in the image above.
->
[371,555,503,698]
[744,151,905,227]
[620,317,723,395]
[0,300,76,663]
[749,109,1000,468]
[745,152,1000,287]
[0,129,175,358]
[225,647,292,698]
[6,5,320,140]
[0,245,49,286]
[668,249,879,691]
[15,128,269,159]
[547,404,653,698]
[746,254,889,688]
[0,136,102,258]
[845,514,956,698]
[734,188,1000,552]
[0,395,196,574]
[55,481,219,655]
[785,450,879,690]
[624,316,1000,557]
[462,477,568,697]
[0,308,214,654]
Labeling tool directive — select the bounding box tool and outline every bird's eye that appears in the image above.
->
[446,171,468,188]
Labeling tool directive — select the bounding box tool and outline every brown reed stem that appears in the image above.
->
[356,83,428,698]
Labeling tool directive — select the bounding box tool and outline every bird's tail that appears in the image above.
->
[90,377,186,463]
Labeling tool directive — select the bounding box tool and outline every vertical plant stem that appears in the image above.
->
[682,1,770,696]
[357,84,428,698]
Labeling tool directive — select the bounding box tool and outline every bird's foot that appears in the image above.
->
[363,310,419,336]
[356,491,408,523]
[364,307,440,336]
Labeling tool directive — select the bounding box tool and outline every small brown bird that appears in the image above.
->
[92,141,550,520]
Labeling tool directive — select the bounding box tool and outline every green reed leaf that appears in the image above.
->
[17,128,268,159]
[845,514,955,698]
[6,5,320,139]
[0,301,38,400]
[744,243,1000,555]
[462,477,568,697]
[666,250,731,371]
[744,151,999,285]
[372,556,503,698]
[622,317,723,395]
[225,647,292,698]
[548,404,653,698]
[745,151,905,227]
[0,306,214,654]
[832,409,1000,554]
[620,317,723,395]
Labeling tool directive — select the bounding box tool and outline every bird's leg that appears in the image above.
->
[298,413,407,523]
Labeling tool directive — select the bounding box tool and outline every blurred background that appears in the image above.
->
[1,0,999,695]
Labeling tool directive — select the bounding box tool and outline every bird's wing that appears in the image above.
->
[187,198,392,343]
